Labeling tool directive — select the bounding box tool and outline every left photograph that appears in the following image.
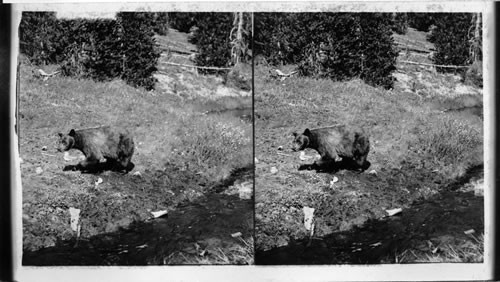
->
[18,11,254,265]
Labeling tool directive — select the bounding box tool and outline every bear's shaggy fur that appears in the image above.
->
[57,126,135,173]
[292,125,370,171]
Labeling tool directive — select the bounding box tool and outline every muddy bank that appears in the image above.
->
[23,166,254,265]
[24,193,253,265]
[257,189,483,264]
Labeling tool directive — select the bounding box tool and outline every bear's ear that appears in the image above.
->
[303,128,311,136]
[69,129,76,137]
[292,132,298,137]
[57,132,63,138]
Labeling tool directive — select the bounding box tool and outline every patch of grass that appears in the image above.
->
[170,114,252,181]
[162,236,254,265]
[410,116,483,179]
[394,234,484,263]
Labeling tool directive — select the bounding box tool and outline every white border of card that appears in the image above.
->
[10,1,494,282]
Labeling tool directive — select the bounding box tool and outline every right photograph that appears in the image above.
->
[253,12,485,264]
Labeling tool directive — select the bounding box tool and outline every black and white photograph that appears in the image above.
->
[17,10,254,266]
[253,12,487,265]
[3,1,495,282]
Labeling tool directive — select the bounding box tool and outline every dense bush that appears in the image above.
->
[256,13,397,89]
[407,13,436,32]
[188,13,234,74]
[167,12,198,33]
[19,12,161,90]
[391,13,408,34]
[19,12,59,65]
[117,12,161,90]
[254,13,397,89]
[254,13,306,65]
[429,13,481,73]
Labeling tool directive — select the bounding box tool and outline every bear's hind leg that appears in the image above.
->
[354,154,370,172]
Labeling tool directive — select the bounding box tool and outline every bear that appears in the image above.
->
[292,125,370,172]
[57,126,135,173]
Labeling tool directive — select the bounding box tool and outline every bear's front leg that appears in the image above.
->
[76,158,100,173]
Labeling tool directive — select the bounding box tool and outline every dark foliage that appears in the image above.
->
[189,13,234,74]
[19,12,161,90]
[391,13,408,34]
[19,12,58,65]
[117,12,161,90]
[255,13,397,89]
[167,12,198,33]
[429,13,481,73]
[407,13,436,32]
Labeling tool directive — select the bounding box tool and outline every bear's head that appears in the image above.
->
[57,129,76,152]
[292,128,311,151]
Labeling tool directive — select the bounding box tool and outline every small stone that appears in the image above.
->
[277,146,283,151]
[270,167,278,174]
[464,229,475,235]
[231,232,242,238]
[35,167,43,174]
[41,146,47,151]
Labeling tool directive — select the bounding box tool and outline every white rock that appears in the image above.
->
[270,167,278,174]
[151,210,168,218]
[238,181,253,200]
[254,157,259,164]
[385,208,402,217]
[94,177,103,187]
[133,171,142,177]
[303,206,315,231]
[35,167,43,174]
[277,146,283,151]
[464,229,475,235]
[69,207,81,232]
[231,232,242,238]
[329,176,339,188]
[41,146,47,151]
[368,169,377,175]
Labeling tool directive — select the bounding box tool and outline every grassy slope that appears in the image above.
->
[20,50,252,264]
[254,29,484,263]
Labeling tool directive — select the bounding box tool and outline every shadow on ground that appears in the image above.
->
[256,186,483,265]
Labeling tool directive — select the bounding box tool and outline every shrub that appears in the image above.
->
[19,12,59,65]
[296,13,397,89]
[411,116,483,178]
[464,60,483,87]
[171,115,252,181]
[391,13,408,34]
[254,13,307,65]
[429,13,481,73]
[20,12,161,90]
[189,13,234,74]
[167,12,198,33]
[407,13,436,32]
[117,12,161,90]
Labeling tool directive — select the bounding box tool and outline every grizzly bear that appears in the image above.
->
[57,126,135,173]
[292,125,370,172]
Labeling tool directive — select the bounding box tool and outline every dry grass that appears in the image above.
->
[394,234,484,263]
